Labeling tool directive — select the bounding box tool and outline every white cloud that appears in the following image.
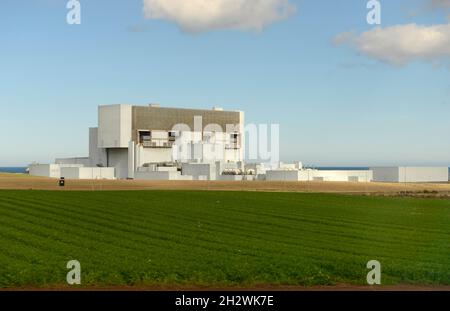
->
[333,23,450,66]
[142,0,296,32]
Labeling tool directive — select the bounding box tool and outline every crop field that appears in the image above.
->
[0,189,449,289]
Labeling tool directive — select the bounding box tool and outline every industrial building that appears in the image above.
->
[28,104,449,184]
[265,169,373,182]
[30,104,244,181]
[371,167,449,183]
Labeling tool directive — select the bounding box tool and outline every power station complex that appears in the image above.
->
[29,104,449,183]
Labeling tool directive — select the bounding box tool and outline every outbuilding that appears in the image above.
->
[371,167,449,183]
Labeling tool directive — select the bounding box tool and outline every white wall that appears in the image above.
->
[29,164,61,178]
[313,170,373,182]
[371,167,400,182]
[266,170,300,181]
[29,164,83,178]
[267,169,373,182]
[98,104,132,148]
[218,175,243,181]
[136,146,172,167]
[60,167,115,179]
[134,170,192,180]
[55,157,90,166]
[182,163,216,180]
[170,131,243,163]
[108,148,128,179]
[89,127,107,167]
[399,167,448,183]
[372,167,449,183]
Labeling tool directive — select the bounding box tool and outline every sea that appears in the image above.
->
[0,167,28,173]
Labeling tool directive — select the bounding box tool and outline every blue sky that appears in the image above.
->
[0,0,449,166]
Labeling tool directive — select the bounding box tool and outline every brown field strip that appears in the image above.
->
[1,173,450,194]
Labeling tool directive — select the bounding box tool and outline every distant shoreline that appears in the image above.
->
[0,167,27,174]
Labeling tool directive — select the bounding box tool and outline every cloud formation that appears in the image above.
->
[142,0,296,32]
[333,23,450,66]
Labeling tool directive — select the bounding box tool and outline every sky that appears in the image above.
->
[0,0,449,167]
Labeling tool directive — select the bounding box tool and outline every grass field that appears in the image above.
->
[0,189,449,288]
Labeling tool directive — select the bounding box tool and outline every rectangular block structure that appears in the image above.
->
[372,167,449,183]
[60,167,115,180]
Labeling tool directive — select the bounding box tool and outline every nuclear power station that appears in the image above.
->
[29,104,449,183]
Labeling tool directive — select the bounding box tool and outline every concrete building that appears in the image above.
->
[371,167,449,183]
[29,164,83,178]
[60,167,115,180]
[28,104,448,184]
[266,168,373,182]
[31,104,245,180]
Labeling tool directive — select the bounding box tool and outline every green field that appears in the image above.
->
[0,190,449,288]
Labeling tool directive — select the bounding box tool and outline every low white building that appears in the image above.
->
[266,169,373,182]
[371,167,449,183]
[60,167,115,180]
[28,103,449,184]
[29,164,83,178]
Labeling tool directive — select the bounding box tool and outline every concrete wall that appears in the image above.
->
[218,175,243,181]
[371,167,400,182]
[89,127,107,167]
[372,167,449,183]
[266,170,300,181]
[136,146,172,167]
[55,157,90,166]
[181,163,216,180]
[29,164,83,178]
[313,170,373,182]
[60,167,115,179]
[134,170,192,181]
[399,167,448,183]
[98,104,132,148]
[29,164,61,178]
[267,169,373,182]
[108,148,128,179]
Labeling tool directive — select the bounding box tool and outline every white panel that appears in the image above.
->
[55,157,90,166]
[128,141,135,179]
[60,167,115,179]
[266,170,300,181]
[181,163,216,180]
[399,167,449,183]
[108,148,128,179]
[134,171,192,180]
[89,127,107,167]
[313,170,373,182]
[136,146,172,166]
[29,164,58,178]
[371,167,400,182]
[98,105,132,148]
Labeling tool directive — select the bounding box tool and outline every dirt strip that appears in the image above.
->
[1,173,450,195]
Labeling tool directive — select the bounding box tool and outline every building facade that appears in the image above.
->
[54,104,245,180]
